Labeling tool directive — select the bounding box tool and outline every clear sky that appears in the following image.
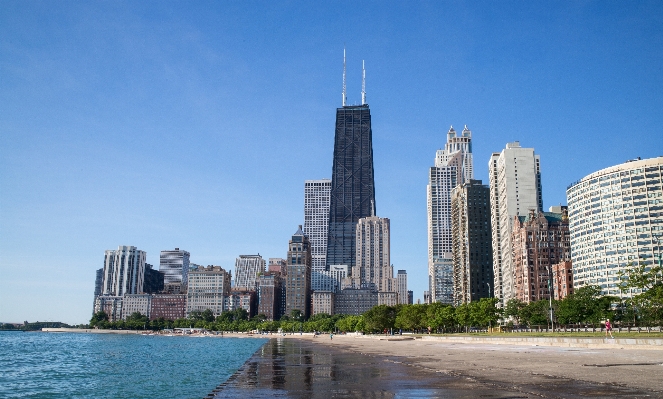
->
[1,2,662,324]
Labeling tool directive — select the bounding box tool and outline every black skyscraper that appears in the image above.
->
[326,104,376,270]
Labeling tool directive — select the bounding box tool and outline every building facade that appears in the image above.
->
[552,260,574,300]
[334,288,377,316]
[150,294,186,321]
[451,179,494,305]
[122,294,151,319]
[234,255,266,291]
[94,296,123,322]
[397,270,408,305]
[285,226,312,319]
[326,104,377,270]
[312,264,349,293]
[428,126,474,304]
[257,271,284,320]
[304,179,331,277]
[159,248,190,293]
[512,208,570,303]
[312,291,335,316]
[566,157,663,296]
[143,264,164,294]
[348,216,396,292]
[102,245,146,297]
[268,258,287,275]
[489,142,542,305]
[186,265,232,317]
[226,290,258,317]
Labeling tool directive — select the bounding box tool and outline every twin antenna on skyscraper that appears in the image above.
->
[342,47,367,106]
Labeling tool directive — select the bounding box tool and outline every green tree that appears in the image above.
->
[363,305,397,333]
[455,303,471,330]
[395,304,426,332]
[504,299,526,325]
[469,298,501,328]
[290,309,303,322]
[519,300,550,326]
[556,285,614,326]
[618,261,663,293]
[90,311,109,328]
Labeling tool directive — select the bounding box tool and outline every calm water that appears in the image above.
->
[0,331,267,399]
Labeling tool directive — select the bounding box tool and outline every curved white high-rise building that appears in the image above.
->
[567,157,663,296]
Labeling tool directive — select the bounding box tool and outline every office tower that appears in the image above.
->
[347,216,396,294]
[102,245,146,296]
[122,294,151,319]
[304,179,331,277]
[397,270,408,304]
[552,261,574,300]
[142,264,164,294]
[312,264,349,293]
[93,268,103,315]
[234,255,266,291]
[186,265,232,317]
[94,268,103,297]
[285,226,312,318]
[407,290,414,304]
[334,288,377,315]
[327,57,376,270]
[428,126,474,304]
[159,248,191,293]
[512,208,570,303]
[257,271,284,320]
[567,156,663,297]
[489,142,542,305]
[150,294,186,321]
[451,179,494,305]
[268,258,287,275]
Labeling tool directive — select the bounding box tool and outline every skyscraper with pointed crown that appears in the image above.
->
[427,125,474,304]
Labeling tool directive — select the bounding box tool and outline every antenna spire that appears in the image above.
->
[342,47,347,106]
[361,60,366,105]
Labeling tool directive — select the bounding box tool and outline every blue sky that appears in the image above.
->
[1,2,662,324]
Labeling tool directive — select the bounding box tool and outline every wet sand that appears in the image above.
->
[208,336,661,398]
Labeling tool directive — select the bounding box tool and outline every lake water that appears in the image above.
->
[0,331,267,399]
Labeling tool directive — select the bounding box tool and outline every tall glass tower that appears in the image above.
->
[326,104,376,270]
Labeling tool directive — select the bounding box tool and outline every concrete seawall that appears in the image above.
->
[42,328,143,334]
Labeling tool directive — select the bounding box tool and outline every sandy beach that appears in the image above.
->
[212,334,663,398]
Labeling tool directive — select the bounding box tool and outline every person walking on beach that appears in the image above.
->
[605,319,614,339]
[330,333,333,340]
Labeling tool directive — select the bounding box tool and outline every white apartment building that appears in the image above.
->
[428,126,473,304]
[489,142,542,305]
[567,157,663,297]
[234,255,265,290]
[304,179,331,280]
[186,266,232,317]
[102,245,146,297]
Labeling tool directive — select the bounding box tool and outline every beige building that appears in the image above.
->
[122,294,151,319]
[186,265,232,317]
[347,216,397,293]
[312,291,335,316]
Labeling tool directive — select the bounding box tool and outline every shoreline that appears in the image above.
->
[41,328,663,349]
[211,336,661,398]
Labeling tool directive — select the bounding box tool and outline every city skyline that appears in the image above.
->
[2,2,663,324]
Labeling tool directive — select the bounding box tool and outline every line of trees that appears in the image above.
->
[89,262,663,333]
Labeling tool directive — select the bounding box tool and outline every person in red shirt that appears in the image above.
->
[605,319,614,339]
